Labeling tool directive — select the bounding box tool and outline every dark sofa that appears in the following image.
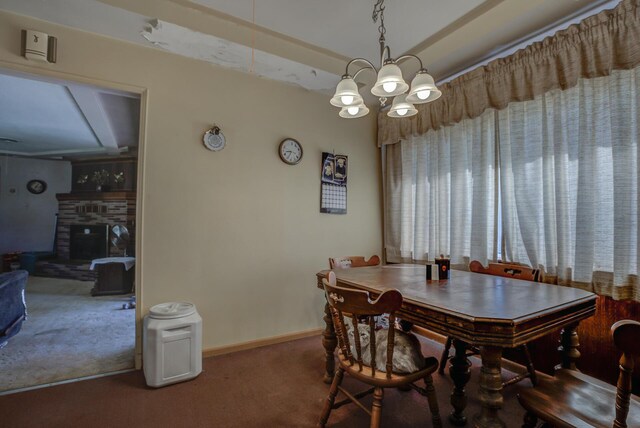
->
[0,270,28,348]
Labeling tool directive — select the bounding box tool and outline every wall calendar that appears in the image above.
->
[321,152,347,214]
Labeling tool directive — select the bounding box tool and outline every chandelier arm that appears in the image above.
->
[395,54,425,71]
[352,66,377,81]
[345,58,377,76]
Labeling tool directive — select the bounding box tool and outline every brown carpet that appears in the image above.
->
[0,335,529,427]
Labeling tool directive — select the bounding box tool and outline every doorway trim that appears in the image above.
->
[0,59,148,369]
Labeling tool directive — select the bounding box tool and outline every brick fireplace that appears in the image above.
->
[56,192,136,259]
[34,158,137,280]
[36,192,136,280]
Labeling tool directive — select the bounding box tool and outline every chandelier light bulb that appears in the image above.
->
[383,82,397,93]
[388,94,417,118]
[417,90,431,100]
[341,95,355,105]
[371,63,408,97]
[330,76,363,108]
[339,102,370,119]
[407,70,441,104]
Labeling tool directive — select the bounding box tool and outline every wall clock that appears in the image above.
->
[26,179,47,194]
[278,138,303,165]
[203,125,226,151]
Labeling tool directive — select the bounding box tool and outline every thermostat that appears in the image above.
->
[21,29,57,63]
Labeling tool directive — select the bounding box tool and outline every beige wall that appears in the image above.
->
[0,11,382,349]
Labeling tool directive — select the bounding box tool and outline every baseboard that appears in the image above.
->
[203,328,323,358]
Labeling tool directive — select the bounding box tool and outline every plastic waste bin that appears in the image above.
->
[143,302,202,387]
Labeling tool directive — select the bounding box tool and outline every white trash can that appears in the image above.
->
[143,302,202,388]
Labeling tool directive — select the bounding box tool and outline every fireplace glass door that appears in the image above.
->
[69,224,109,260]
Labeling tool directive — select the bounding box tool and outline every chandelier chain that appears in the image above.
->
[372,0,386,40]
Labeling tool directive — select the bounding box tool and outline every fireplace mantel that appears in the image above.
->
[56,192,136,201]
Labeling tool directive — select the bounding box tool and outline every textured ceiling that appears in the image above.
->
[190,0,487,62]
[0,0,617,147]
[0,72,140,158]
[0,0,618,95]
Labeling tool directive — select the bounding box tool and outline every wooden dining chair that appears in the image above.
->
[328,255,381,269]
[319,271,442,428]
[437,260,541,388]
[518,319,640,428]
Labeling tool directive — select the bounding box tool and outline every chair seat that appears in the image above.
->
[518,369,640,428]
[338,352,439,388]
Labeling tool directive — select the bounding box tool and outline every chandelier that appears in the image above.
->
[330,0,441,119]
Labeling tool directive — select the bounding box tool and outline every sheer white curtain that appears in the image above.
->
[384,109,498,265]
[499,68,640,300]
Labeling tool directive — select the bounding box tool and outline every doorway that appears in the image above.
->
[0,69,143,393]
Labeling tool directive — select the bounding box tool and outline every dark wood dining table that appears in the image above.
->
[315,265,597,428]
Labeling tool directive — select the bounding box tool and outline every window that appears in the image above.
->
[384,68,640,300]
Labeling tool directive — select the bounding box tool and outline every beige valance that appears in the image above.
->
[378,0,640,146]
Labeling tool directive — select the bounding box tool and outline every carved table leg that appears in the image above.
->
[322,301,337,384]
[557,322,580,371]
[449,339,471,426]
[473,346,505,428]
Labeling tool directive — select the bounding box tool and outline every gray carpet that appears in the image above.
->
[0,276,135,392]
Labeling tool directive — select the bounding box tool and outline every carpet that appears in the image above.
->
[0,276,135,393]
[0,335,530,427]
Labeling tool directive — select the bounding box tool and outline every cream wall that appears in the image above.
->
[0,11,382,349]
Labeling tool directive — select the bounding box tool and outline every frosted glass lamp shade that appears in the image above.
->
[406,71,442,104]
[371,63,408,97]
[330,76,363,107]
[388,94,417,118]
[339,103,370,119]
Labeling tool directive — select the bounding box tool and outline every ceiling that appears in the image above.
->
[0,1,621,171]
[0,71,140,159]
[190,0,486,62]
[0,0,618,93]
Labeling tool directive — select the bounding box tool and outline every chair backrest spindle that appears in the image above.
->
[351,314,363,370]
[369,316,377,375]
[333,308,353,365]
[386,313,396,378]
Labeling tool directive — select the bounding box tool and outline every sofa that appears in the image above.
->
[0,270,28,348]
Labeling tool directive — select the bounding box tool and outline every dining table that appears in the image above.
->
[315,264,597,428]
